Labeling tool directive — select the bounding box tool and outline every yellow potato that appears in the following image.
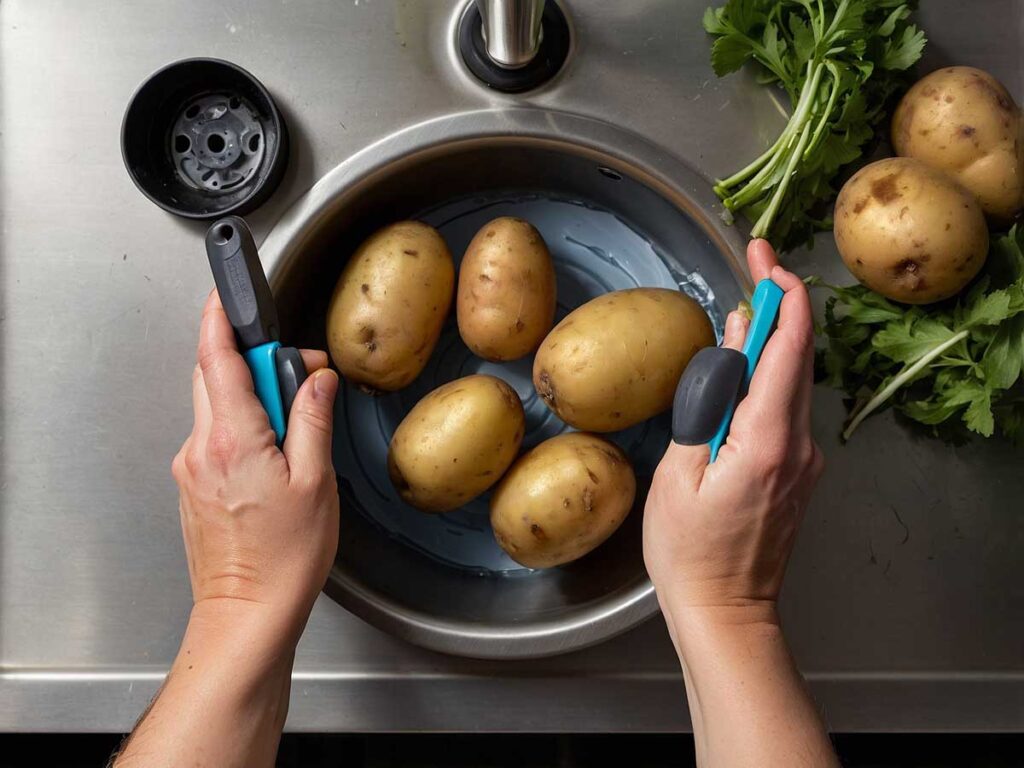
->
[457,217,557,361]
[532,288,714,431]
[834,157,988,304]
[490,432,636,569]
[387,374,525,513]
[327,221,454,392]
[892,66,1024,222]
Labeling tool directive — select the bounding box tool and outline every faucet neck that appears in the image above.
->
[476,0,546,69]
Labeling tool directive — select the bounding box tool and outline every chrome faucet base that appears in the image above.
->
[458,1,570,93]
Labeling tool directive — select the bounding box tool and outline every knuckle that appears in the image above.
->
[171,449,188,482]
[206,424,239,470]
[294,403,333,435]
[191,364,203,385]
[183,445,204,477]
[291,471,316,496]
[789,322,815,355]
[755,443,788,477]
[197,344,228,375]
[292,466,335,500]
[651,458,671,486]
[796,442,817,471]
[200,301,221,323]
[652,454,686,486]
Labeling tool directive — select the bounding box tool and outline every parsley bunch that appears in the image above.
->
[703,0,926,250]
[815,226,1024,442]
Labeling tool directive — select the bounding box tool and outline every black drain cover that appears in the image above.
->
[121,58,288,220]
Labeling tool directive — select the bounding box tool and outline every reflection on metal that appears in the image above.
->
[477,0,546,69]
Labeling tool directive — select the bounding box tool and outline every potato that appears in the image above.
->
[456,217,557,361]
[387,374,525,513]
[327,221,454,392]
[834,157,989,305]
[490,433,636,569]
[892,66,1024,222]
[533,288,714,432]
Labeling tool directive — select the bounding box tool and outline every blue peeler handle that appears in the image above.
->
[707,278,784,461]
[244,342,287,443]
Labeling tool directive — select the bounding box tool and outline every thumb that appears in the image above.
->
[283,368,339,477]
[721,307,750,352]
[658,441,710,495]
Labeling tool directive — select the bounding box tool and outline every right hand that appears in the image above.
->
[643,239,823,622]
[171,290,341,644]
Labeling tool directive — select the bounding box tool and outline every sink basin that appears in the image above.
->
[260,109,749,658]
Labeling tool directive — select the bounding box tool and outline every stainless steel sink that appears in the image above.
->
[1,0,1021,732]
[260,109,747,658]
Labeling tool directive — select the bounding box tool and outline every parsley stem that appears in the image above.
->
[843,330,970,440]
[715,131,787,192]
[750,61,824,237]
[718,56,819,193]
[821,0,851,44]
[721,58,823,214]
[804,61,841,159]
[723,140,788,208]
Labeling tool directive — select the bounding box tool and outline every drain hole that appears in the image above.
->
[174,134,191,153]
[184,104,200,119]
[248,134,261,152]
[597,167,623,181]
[229,96,241,110]
[214,223,234,244]
[207,134,226,153]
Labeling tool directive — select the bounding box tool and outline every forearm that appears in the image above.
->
[663,599,839,768]
[114,602,298,768]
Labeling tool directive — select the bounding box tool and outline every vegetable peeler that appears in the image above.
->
[671,278,785,462]
[204,216,306,445]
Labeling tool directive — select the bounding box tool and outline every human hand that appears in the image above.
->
[171,290,340,645]
[643,239,823,624]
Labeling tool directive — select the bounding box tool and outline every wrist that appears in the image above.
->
[656,589,782,658]
[187,597,305,664]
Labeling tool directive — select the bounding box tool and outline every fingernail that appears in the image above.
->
[313,369,338,401]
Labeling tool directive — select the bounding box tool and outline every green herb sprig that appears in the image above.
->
[703,0,926,250]
[814,226,1024,441]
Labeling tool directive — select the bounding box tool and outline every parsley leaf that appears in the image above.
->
[710,33,757,75]
[964,388,995,437]
[880,25,928,70]
[983,315,1024,390]
[873,316,957,363]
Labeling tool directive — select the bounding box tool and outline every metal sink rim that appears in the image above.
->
[259,108,750,659]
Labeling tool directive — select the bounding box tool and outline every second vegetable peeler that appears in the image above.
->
[204,216,306,444]
[671,278,785,462]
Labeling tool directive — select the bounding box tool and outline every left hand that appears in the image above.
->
[171,290,341,643]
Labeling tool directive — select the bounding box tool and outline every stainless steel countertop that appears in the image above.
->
[1,0,1021,732]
